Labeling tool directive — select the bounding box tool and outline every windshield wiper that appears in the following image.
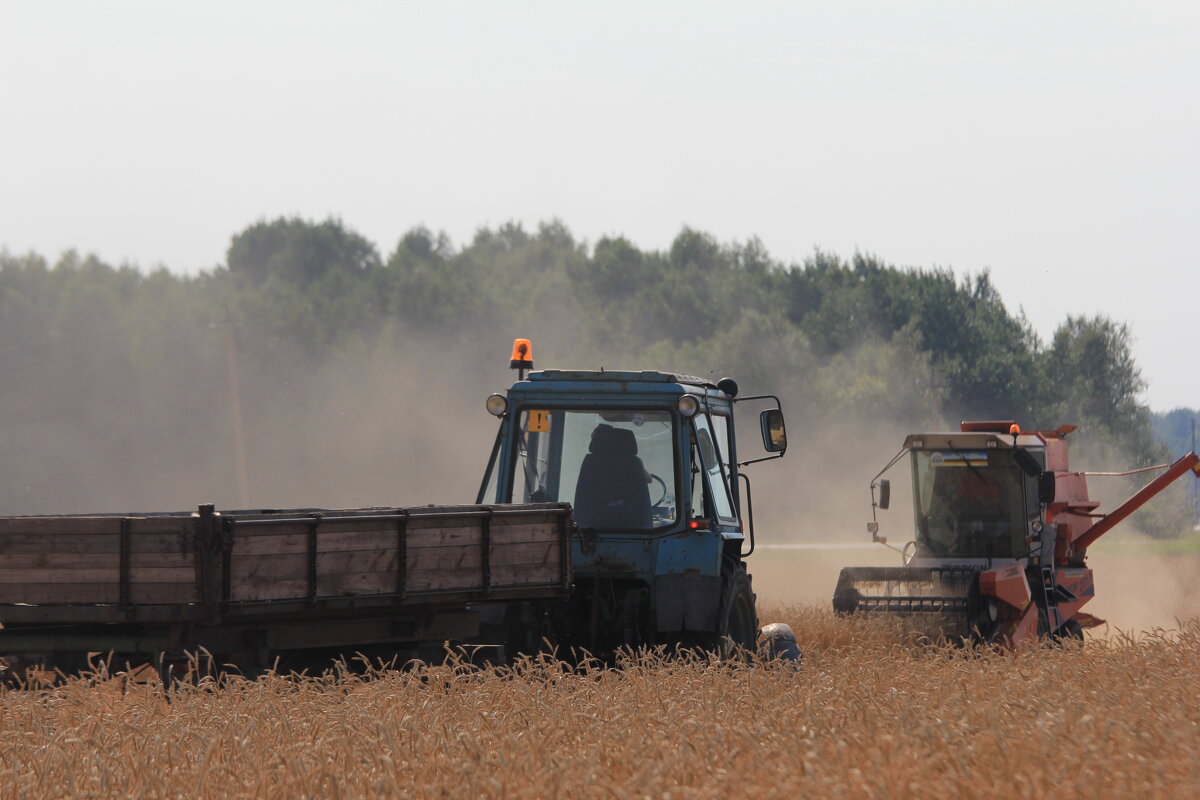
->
[945,439,991,487]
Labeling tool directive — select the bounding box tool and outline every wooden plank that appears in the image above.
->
[229,524,312,554]
[230,549,409,581]
[408,529,482,549]
[488,523,562,545]
[229,553,306,582]
[225,525,559,559]
[127,517,193,535]
[230,547,549,596]
[126,567,196,583]
[0,553,195,569]
[0,584,119,604]
[406,567,483,592]
[0,554,119,569]
[230,529,399,556]
[129,583,200,604]
[0,532,194,555]
[490,512,562,524]
[0,567,117,583]
[404,564,558,592]
[230,566,561,600]
[0,567,194,583]
[317,571,396,597]
[490,541,560,568]
[224,513,563,554]
[407,547,481,571]
[129,552,196,569]
[125,533,196,555]
[491,563,560,587]
[230,532,308,556]
[228,577,308,602]
[315,550,399,575]
[406,515,486,531]
[0,517,124,536]
[0,533,120,555]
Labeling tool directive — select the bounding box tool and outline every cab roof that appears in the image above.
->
[526,369,718,389]
[903,431,1047,450]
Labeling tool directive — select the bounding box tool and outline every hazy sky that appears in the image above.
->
[2,2,1196,411]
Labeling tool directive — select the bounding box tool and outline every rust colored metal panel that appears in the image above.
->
[1001,601,1039,647]
[1053,567,1096,623]
[979,563,1031,610]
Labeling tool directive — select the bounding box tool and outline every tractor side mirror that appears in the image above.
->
[760,409,787,454]
[876,479,891,510]
[1038,471,1056,504]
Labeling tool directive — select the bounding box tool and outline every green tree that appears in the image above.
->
[1040,315,1152,458]
[227,217,381,286]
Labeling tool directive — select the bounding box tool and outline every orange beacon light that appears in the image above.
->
[510,338,533,378]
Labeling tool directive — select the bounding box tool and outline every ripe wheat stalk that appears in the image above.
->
[1,606,1197,799]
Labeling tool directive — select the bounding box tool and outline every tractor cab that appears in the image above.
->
[476,369,785,561]
[474,340,788,655]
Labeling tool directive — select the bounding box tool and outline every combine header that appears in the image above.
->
[833,421,1200,645]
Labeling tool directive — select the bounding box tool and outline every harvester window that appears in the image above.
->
[912,449,1025,559]
[513,409,677,530]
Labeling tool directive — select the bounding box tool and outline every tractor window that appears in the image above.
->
[692,415,737,524]
[476,422,504,504]
[710,413,735,478]
[912,450,1026,558]
[514,409,677,530]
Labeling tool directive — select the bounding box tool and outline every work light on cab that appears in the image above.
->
[677,395,700,417]
[485,394,508,417]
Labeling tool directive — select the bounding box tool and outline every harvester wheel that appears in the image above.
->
[1037,606,1085,644]
[1059,619,1084,642]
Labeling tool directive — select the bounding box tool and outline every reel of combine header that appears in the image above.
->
[833,565,997,642]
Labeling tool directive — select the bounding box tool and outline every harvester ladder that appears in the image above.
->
[1039,565,1061,634]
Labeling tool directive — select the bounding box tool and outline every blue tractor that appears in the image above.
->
[476,339,797,660]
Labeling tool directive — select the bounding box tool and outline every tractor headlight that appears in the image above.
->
[677,395,700,417]
[485,394,508,417]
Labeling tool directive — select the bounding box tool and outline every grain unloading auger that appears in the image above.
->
[832,421,1200,646]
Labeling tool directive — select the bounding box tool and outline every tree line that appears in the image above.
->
[1,216,1193,532]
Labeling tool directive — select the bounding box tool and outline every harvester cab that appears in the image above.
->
[834,421,1200,646]
[475,339,795,659]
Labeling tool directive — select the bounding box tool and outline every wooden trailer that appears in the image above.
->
[0,503,572,673]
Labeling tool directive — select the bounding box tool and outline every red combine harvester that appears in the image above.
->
[833,421,1200,645]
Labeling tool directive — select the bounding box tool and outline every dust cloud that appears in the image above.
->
[739,407,926,607]
[5,317,1195,635]
[1,325,511,515]
[1084,544,1200,635]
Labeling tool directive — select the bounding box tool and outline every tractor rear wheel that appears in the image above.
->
[714,560,758,658]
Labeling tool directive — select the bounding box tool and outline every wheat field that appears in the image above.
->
[2,606,1197,799]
